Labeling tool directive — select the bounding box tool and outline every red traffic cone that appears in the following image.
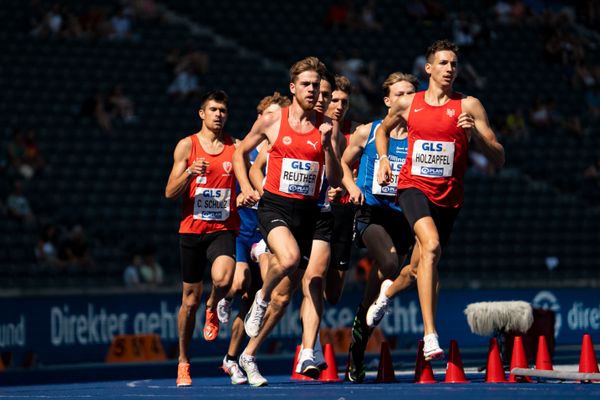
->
[485,337,506,383]
[319,343,341,382]
[445,340,469,383]
[414,339,436,384]
[535,335,553,371]
[291,345,311,380]
[376,341,397,383]
[578,334,600,374]
[509,336,532,382]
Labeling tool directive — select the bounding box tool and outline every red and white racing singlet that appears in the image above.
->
[179,134,240,234]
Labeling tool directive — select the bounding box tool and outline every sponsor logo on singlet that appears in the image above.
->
[279,158,319,196]
[411,140,455,178]
[193,188,231,221]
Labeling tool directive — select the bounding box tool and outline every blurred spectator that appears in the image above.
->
[58,224,94,269]
[452,12,475,49]
[504,109,530,141]
[30,3,81,39]
[529,96,551,131]
[107,84,137,123]
[572,61,597,88]
[323,0,355,31]
[109,7,133,40]
[6,180,36,226]
[123,253,144,288]
[7,128,44,179]
[468,149,496,176]
[332,49,379,118]
[35,224,64,270]
[166,44,209,99]
[31,3,63,37]
[139,245,164,287]
[357,0,382,32]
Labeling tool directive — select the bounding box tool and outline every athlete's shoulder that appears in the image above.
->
[257,107,283,127]
[460,94,485,112]
[177,134,194,149]
[353,122,373,136]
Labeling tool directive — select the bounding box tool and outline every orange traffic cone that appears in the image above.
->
[508,336,532,382]
[319,343,341,382]
[376,341,397,383]
[578,334,600,375]
[535,335,553,371]
[485,337,506,383]
[414,339,436,384]
[445,340,469,383]
[291,345,311,380]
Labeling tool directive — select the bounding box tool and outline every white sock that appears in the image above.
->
[300,348,314,360]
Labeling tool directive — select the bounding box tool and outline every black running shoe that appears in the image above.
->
[345,306,369,383]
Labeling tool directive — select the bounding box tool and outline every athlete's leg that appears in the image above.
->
[206,255,236,311]
[412,216,440,337]
[385,242,420,297]
[243,269,303,356]
[260,226,301,302]
[178,282,202,364]
[225,262,251,358]
[361,223,404,306]
[300,239,329,348]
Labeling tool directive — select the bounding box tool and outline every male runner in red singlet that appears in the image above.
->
[218,93,291,385]
[165,90,240,387]
[375,40,505,361]
[236,71,339,380]
[232,57,341,386]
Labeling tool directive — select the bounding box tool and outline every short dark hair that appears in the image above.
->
[426,40,459,63]
[334,75,352,95]
[200,90,228,109]
[322,68,336,89]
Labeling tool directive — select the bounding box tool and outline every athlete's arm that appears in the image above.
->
[461,97,505,168]
[249,146,268,197]
[341,123,370,205]
[322,118,342,188]
[375,95,413,185]
[165,138,207,199]
[233,113,278,206]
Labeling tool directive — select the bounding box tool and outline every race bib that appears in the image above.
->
[279,158,320,196]
[411,140,454,178]
[372,158,404,196]
[193,188,231,221]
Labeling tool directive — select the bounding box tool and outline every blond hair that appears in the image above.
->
[382,72,419,96]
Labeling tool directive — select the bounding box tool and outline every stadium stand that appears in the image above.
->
[1,0,599,291]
